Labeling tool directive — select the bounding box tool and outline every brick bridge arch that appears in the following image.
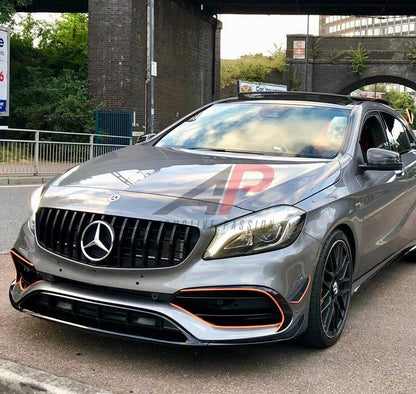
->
[287,35,416,94]
[338,75,416,94]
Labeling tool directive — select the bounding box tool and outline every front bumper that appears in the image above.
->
[9,222,320,345]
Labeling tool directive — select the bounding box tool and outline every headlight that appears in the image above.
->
[204,206,305,259]
[28,186,43,233]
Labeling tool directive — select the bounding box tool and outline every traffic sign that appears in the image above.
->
[0,26,10,116]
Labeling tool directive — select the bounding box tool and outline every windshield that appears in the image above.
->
[156,102,351,159]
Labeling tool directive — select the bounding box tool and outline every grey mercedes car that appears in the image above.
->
[9,92,416,348]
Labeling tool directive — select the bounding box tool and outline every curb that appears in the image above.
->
[0,177,53,186]
[0,359,111,394]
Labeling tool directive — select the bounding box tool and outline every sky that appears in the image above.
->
[29,13,319,60]
[219,14,319,59]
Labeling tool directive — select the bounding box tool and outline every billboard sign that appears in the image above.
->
[238,80,287,94]
[293,40,306,59]
[0,26,10,116]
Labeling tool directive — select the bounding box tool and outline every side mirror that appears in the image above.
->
[359,148,403,171]
[137,133,157,144]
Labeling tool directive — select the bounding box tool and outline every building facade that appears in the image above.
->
[319,15,416,37]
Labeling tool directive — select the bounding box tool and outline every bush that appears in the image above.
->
[221,46,287,89]
[7,14,96,132]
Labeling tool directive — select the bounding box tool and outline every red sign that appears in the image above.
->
[293,40,306,59]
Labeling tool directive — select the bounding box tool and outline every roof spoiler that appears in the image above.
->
[237,91,389,106]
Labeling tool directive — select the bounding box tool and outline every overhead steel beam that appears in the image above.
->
[16,0,88,13]
[15,1,416,15]
[193,1,416,15]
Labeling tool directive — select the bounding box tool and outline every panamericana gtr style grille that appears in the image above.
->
[36,208,200,268]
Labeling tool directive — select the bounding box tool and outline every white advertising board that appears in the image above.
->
[0,26,10,116]
[238,80,287,94]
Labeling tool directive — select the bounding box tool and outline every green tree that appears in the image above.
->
[383,90,416,127]
[221,46,287,89]
[0,0,32,24]
[383,90,416,112]
[8,14,95,132]
[39,14,89,77]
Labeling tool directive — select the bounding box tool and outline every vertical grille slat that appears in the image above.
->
[36,209,199,269]
[154,223,165,267]
[130,220,140,268]
[67,211,78,257]
[50,209,61,250]
[117,218,128,267]
[58,210,69,254]
[43,208,53,248]
[167,225,177,267]
[74,212,87,260]
[182,227,191,257]
[141,222,152,268]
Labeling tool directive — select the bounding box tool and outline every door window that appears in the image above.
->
[380,112,411,153]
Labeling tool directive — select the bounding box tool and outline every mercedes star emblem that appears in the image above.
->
[80,220,115,261]
[108,194,120,203]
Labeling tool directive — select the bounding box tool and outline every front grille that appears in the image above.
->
[21,293,188,343]
[36,208,200,268]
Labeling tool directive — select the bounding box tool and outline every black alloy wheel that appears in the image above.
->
[302,229,353,348]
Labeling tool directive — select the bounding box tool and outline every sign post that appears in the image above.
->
[0,26,10,117]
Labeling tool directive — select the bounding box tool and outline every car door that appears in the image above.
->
[379,110,416,244]
[354,111,416,277]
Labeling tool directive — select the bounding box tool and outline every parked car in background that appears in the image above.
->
[9,92,416,348]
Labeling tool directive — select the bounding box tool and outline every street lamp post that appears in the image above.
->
[146,0,155,135]
[305,15,310,91]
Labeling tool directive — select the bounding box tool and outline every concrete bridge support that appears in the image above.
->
[88,0,221,133]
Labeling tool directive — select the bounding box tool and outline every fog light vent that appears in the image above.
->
[172,287,286,329]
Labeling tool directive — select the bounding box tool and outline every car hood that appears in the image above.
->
[52,145,341,211]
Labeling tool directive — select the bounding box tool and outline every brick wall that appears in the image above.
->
[88,0,220,133]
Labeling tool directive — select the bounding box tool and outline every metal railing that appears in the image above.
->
[0,128,132,176]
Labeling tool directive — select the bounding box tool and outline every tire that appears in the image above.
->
[302,229,353,348]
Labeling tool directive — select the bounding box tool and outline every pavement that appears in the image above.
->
[0,175,109,393]
[0,359,110,394]
[0,176,53,186]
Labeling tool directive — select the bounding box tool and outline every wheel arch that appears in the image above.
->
[332,223,356,271]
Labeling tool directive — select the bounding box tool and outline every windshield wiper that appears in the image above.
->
[182,147,270,155]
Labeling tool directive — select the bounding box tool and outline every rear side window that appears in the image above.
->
[380,112,411,153]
